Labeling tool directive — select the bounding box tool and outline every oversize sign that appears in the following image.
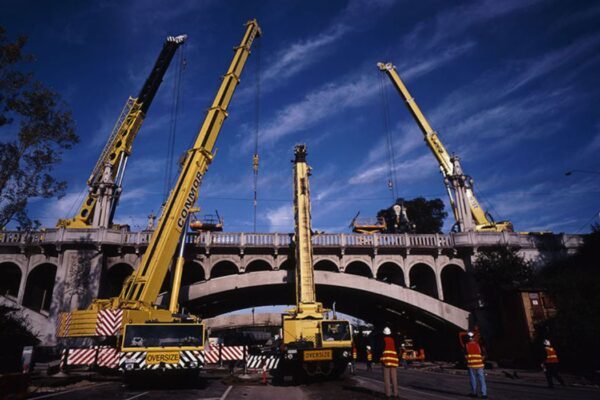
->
[146,352,180,365]
[303,349,332,362]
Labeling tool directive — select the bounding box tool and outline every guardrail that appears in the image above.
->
[0,229,579,250]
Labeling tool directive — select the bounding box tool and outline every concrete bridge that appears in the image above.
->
[0,228,583,348]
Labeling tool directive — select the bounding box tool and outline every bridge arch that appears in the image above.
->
[277,257,293,271]
[0,261,22,298]
[441,264,468,308]
[101,262,134,298]
[210,260,239,279]
[23,263,57,312]
[409,263,438,299]
[344,260,373,278]
[180,270,468,330]
[244,258,274,273]
[376,262,405,286]
[182,260,206,286]
[314,258,339,272]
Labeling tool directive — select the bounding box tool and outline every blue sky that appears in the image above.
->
[3,0,600,234]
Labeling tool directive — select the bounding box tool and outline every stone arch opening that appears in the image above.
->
[376,262,405,286]
[409,263,438,298]
[314,260,338,272]
[345,261,372,278]
[0,262,22,298]
[245,259,272,273]
[210,261,239,279]
[182,261,205,286]
[441,264,467,308]
[278,259,294,271]
[102,263,134,298]
[23,263,56,312]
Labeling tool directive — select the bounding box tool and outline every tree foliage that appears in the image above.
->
[377,197,447,234]
[473,247,534,292]
[538,225,600,371]
[0,304,39,373]
[0,26,78,229]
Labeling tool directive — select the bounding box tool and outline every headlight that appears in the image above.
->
[287,353,294,360]
[125,363,135,371]
[190,362,198,368]
[343,351,350,358]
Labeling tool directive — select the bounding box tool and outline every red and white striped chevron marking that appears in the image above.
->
[97,346,119,368]
[204,344,247,364]
[65,348,97,366]
[60,349,67,370]
[95,309,123,336]
[57,313,72,336]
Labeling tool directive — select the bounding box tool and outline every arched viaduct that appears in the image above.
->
[0,229,584,347]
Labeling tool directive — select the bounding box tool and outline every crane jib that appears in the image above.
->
[177,170,203,229]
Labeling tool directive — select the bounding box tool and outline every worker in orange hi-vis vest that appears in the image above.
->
[381,327,399,398]
[350,343,357,374]
[366,345,373,371]
[541,339,565,388]
[465,331,487,399]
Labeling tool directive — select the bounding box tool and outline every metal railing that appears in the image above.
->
[0,228,574,251]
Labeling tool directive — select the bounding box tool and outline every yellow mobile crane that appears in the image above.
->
[56,20,261,374]
[377,62,513,232]
[57,34,187,229]
[278,144,353,381]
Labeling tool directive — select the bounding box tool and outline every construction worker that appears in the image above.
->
[347,343,357,374]
[541,339,565,388]
[465,331,487,399]
[366,345,373,371]
[381,327,399,398]
[399,343,409,369]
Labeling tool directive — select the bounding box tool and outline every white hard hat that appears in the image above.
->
[366,345,371,350]
[467,331,474,338]
[383,327,391,335]
[543,339,550,346]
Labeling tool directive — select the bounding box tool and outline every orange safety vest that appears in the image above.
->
[544,346,559,364]
[465,341,484,369]
[367,349,373,362]
[381,336,399,367]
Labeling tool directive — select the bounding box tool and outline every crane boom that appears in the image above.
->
[57,21,261,375]
[377,62,513,232]
[57,35,187,229]
[119,20,261,306]
[293,145,317,306]
[277,145,352,381]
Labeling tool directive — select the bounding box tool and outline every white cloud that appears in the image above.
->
[264,204,293,232]
[348,153,433,185]
[43,190,87,222]
[502,33,600,96]
[405,0,542,50]
[261,25,348,86]
[261,73,379,145]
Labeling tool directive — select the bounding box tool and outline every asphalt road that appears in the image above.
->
[27,365,599,400]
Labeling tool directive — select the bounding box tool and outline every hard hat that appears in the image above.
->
[383,327,391,335]
[467,331,474,338]
[543,339,550,346]
[366,345,371,350]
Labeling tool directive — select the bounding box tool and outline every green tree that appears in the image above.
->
[0,305,39,373]
[377,197,447,233]
[472,247,534,360]
[0,26,78,229]
[538,225,600,371]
